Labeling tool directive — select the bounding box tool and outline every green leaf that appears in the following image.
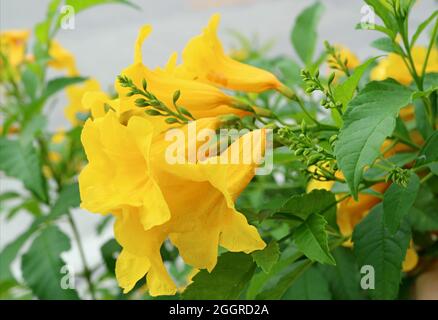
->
[46,183,80,220]
[278,189,337,230]
[21,225,79,299]
[182,252,255,300]
[371,38,400,53]
[333,57,378,125]
[0,229,36,283]
[320,247,367,300]
[414,99,434,140]
[65,0,139,13]
[246,246,302,299]
[19,114,47,146]
[22,68,39,100]
[364,0,398,33]
[0,138,48,202]
[408,185,438,232]
[101,239,121,274]
[291,2,324,66]
[383,173,420,233]
[335,80,413,197]
[256,259,312,299]
[283,265,331,300]
[352,204,411,300]
[43,76,87,99]
[252,241,280,273]
[411,11,438,46]
[293,214,335,265]
[415,131,438,168]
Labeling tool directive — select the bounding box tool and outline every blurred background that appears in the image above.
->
[0,0,435,293]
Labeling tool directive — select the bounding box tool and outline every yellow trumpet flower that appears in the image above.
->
[175,13,286,93]
[80,112,266,295]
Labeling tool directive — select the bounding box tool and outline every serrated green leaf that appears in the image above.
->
[0,138,48,202]
[278,189,337,230]
[293,214,335,265]
[335,80,413,197]
[252,241,280,273]
[291,2,324,66]
[21,225,79,299]
[283,265,331,300]
[182,252,255,300]
[371,37,400,53]
[352,203,411,300]
[383,173,420,233]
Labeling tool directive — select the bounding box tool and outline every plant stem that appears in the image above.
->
[67,211,96,300]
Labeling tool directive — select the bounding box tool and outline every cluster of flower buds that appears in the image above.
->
[118,75,194,124]
[301,69,342,112]
[386,167,411,187]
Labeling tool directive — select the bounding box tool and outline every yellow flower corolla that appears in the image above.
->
[174,14,285,93]
[79,112,266,295]
[48,40,79,76]
[307,179,418,272]
[65,79,104,125]
[115,24,252,124]
[0,30,30,67]
[371,46,438,85]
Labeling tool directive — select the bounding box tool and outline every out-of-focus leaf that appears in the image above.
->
[21,225,79,300]
[46,183,80,220]
[0,138,48,202]
[415,131,438,168]
[291,2,324,66]
[101,239,121,274]
[283,265,331,300]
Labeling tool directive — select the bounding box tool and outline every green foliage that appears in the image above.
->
[252,241,280,273]
[182,253,256,300]
[383,173,420,233]
[335,80,413,197]
[291,2,324,66]
[283,265,331,299]
[352,204,411,300]
[21,226,79,299]
[0,138,48,202]
[293,214,335,265]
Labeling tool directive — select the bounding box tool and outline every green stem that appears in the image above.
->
[67,211,96,300]
[420,17,438,83]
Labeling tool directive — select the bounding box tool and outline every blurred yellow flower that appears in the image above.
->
[48,40,79,76]
[175,14,285,93]
[79,112,266,295]
[371,46,438,84]
[51,129,66,144]
[0,30,30,67]
[65,79,103,125]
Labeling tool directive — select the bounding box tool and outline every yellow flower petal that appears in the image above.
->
[48,40,79,76]
[115,249,150,293]
[175,13,283,93]
[402,241,419,272]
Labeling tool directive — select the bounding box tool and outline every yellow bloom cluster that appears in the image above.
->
[79,14,288,296]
